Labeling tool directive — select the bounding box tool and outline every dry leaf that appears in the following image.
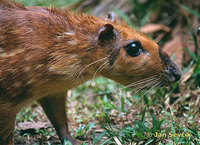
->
[162,35,183,66]
[113,136,122,145]
[181,65,194,83]
[17,121,46,130]
[140,24,171,33]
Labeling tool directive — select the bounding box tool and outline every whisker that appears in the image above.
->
[125,75,158,88]
[129,77,159,92]
[114,79,161,113]
[92,60,109,87]
[81,57,108,73]
[133,81,161,104]
[77,57,108,80]
[109,76,159,99]
[124,76,158,89]
[141,81,161,97]
[132,78,159,94]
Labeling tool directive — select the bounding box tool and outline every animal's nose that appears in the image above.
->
[169,66,181,82]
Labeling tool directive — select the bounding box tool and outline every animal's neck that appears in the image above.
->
[46,11,105,82]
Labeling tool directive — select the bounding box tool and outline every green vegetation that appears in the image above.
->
[15,0,200,144]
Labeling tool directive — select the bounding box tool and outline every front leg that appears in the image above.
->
[38,93,81,145]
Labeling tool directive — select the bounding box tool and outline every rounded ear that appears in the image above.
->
[106,11,116,22]
[98,24,115,41]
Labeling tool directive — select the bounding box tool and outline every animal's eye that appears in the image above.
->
[125,41,142,57]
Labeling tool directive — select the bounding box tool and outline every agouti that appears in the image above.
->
[0,0,181,144]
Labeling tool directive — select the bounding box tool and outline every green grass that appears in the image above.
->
[15,0,200,144]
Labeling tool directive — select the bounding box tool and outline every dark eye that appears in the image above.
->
[125,41,142,57]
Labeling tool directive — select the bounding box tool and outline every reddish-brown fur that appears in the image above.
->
[0,0,181,144]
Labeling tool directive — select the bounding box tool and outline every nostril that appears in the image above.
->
[174,72,181,81]
[170,66,181,82]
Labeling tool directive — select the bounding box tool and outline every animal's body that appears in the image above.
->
[0,0,181,144]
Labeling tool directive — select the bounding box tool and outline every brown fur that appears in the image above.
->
[0,0,181,144]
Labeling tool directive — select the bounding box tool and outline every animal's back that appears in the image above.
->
[0,1,86,101]
[0,0,26,10]
[0,1,58,100]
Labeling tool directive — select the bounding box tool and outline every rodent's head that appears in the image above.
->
[93,12,181,89]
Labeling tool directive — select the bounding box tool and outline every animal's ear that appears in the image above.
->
[98,24,115,41]
[106,12,116,22]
